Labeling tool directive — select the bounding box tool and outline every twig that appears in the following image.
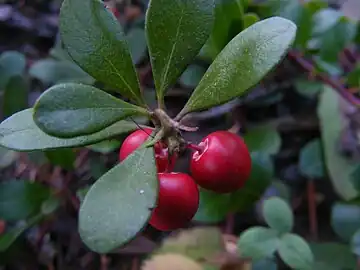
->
[287,50,360,106]
[307,180,318,240]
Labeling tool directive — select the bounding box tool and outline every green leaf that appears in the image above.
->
[79,147,158,253]
[0,146,17,169]
[45,148,76,170]
[0,180,50,222]
[310,242,356,270]
[0,51,26,89]
[33,83,148,138]
[0,109,140,151]
[230,152,273,212]
[155,227,225,261]
[126,28,147,65]
[29,58,94,85]
[193,189,232,223]
[87,139,121,154]
[263,197,293,234]
[294,79,323,98]
[237,226,279,261]
[0,213,43,252]
[299,139,325,179]
[59,0,145,106]
[317,87,358,200]
[350,165,360,192]
[278,233,314,270]
[3,76,28,118]
[252,258,278,270]
[145,0,214,102]
[347,64,360,88]
[178,17,297,118]
[243,13,260,29]
[312,8,341,36]
[41,196,60,215]
[331,202,360,242]
[319,17,357,63]
[351,229,360,256]
[201,0,245,61]
[243,125,281,155]
[179,65,207,89]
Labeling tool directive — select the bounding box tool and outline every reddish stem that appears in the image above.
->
[307,180,318,240]
[187,143,204,153]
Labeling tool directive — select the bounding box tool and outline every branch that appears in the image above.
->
[287,50,360,106]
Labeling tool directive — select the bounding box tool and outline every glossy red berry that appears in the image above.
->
[149,173,199,231]
[190,131,251,193]
[119,128,175,173]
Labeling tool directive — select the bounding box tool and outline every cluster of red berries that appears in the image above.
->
[119,128,252,231]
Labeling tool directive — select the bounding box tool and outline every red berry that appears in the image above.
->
[119,128,175,173]
[190,131,251,193]
[149,173,199,231]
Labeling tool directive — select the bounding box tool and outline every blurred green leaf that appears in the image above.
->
[0,109,139,151]
[312,8,341,36]
[45,148,76,170]
[351,229,360,256]
[193,189,232,223]
[0,180,50,222]
[29,58,94,85]
[243,12,260,28]
[263,197,293,234]
[146,0,214,101]
[310,242,356,270]
[3,76,28,118]
[60,0,145,106]
[202,0,245,60]
[79,147,158,253]
[317,87,358,200]
[0,51,26,89]
[178,17,296,117]
[294,79,323,98]
[347,64,360,88]
[33,83,148,138]
[87,139,122,154]
[252,258,278,270]
[230,152,273,212]
[278,233,314,270]
[126,28,147,65]
[299,139,325,179]
[0,213,43,252]
[179,65,207,88]
[319,17,357,63]
[244,125,281,155]
[155,227,225,260]
[238,226,279,261]
[331,202,360,242]
[350,165,360,192]
[0,146,17,169]
[89,156,108,179]
[41,196,60,215]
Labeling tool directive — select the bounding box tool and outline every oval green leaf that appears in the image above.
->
[243,125,281,155]
[237,226,279,261]
[3,76,28,118]
[33,83,148,138]
[263,197,293,234]
[278,233,314,270]
[0,51,26,89]
[331,202,360,242]
[145,0,214,102]
[79,147,158,253]
[177,17,296,118]
[317,87,358,200]
[0,109,140,151]
[0,180,50,222]
[59,0,145,106]
[299,139,325,179]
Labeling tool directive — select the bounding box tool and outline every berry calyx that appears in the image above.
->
[119,128,175,173]
[149,173,199,231]
[190,131,251,193]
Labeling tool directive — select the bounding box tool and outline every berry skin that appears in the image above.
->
[119,128,175,173]
[149,173,199,231]
[190,131,251,193]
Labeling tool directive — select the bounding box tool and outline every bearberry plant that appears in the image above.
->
[0,0,296,253]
